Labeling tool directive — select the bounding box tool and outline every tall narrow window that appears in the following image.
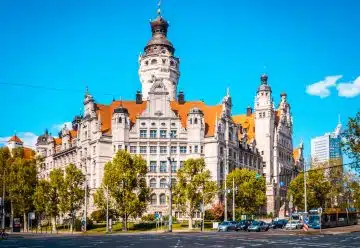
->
[140,130,147,138]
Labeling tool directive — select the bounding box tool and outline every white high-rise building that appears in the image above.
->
[311,119,342,165]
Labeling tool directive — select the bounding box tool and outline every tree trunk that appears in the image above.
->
[51,215,57,232]
[10,200,14,231]
[23,212,28,232]
[188,215,193,229]
[70,216,73,233]
[122,213,127,231]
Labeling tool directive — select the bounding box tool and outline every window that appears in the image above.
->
[140,130,147,138]
[160,146,167,154]
[201,146,204,154]
[180,146,187,154]
[180,161,184,168]
[118,145,122,150]
[261,151,264,155]
[93,146,96,154]
[171,161,177,172]
[170,130,177,138]
[149,161,157,172]
[140,146,147,154]
[171,178,176,187]
[118,117,122,123]
[150,194,157,205]
[150,178,156,188]
[150,146,157,154]
[220,147,224,156]
[150,129,157,138]
[160,161,167,172]
[190,118,192,124]
[151,59,157,65]
[130,146,137,153]
[113,145,116,152]
[171,146,177,154]
[160,130,167,138]
[194,145,198,153]
[189,146,192,153]
[159,194,166,205]
[194,118,198,124]
[93,179,96,188]
[160,178,167,188]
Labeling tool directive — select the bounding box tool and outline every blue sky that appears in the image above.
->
[0,0,359,163]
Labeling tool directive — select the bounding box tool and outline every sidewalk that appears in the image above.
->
[288,224,360,235]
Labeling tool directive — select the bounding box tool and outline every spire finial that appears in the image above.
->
[226,87,230,97]
[157,0,162,16]
[85,85,89,96]
[338,114,341,125]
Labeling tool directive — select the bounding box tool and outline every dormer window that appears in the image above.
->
[151,59,157,65]
[194,118,198,124]
[118,117,122,123]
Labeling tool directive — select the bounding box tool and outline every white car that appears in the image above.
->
[285,220,303,230]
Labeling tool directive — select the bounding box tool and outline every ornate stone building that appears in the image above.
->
[35,8,302,217]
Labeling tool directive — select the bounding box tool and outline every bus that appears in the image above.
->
[308,208,358,229]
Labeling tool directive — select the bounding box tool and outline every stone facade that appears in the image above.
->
[35,9,302,218]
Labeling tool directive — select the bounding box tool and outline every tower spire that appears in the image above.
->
[157,0,162,16]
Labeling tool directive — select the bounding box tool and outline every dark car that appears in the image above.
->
[247,221,269,232]
[217,221,238,232]
[236,220,253,231]
[269,219,288,229]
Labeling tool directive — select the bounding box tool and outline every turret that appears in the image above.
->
[112,104,130,153]
[83,87,96,118]
[187,107,205,151]
[138,4,180,101]
[8,135,23,150]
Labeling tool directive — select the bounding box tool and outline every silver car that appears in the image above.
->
[285,220,303,230]
[217,221,238,232]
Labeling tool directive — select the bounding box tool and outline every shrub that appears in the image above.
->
[91,210,106,223]
[141,214,155,222]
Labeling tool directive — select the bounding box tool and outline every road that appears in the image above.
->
[1,230,360,248]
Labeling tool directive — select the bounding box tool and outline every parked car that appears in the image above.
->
[285,220,303,230]
[247,221,269,232]
[236,220,253,231]
[269,219,288,229]
[217,221,238,232]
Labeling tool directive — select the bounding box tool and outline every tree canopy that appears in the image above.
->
[226,168,266,215]
[173,158,217,228]
[102,150,150,231]
[342,111,360,171]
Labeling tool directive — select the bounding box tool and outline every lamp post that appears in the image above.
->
[106,185,109,233]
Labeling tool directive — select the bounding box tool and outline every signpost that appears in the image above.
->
[13,218,21,232]
[318,207,322,233]
[289,195,293,228]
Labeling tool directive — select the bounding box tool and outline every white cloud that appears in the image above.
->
[306,75,342,98]
[0,132,38,148]
[336,76,360,98]
[51,121,72,133]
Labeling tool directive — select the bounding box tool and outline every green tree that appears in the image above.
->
[342,111,360,171]
[226,168,266,215]
[60,164,85,232]
[287,169,331,210]
[47,168,65,231]
[8,156,37,231]
[0,147,11,229]
[102,150,150,231]
[173,158,217,229]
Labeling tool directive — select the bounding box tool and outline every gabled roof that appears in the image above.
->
[23,147,35,159]
[170,101,223,137]
[8,135,23,144]
[232,114,255,142]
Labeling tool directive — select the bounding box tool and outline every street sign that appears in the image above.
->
[29,212,35,220]
[154,213,160,220]
[256,173,260,179]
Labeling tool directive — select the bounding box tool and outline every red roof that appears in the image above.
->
[8,135,23,144]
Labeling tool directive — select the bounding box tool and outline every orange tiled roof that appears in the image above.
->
[233,114,255,142]
[96,100,223,137]
[70,130,77,138]
[8,135,23,144]
[54,138,62,145]
[293,148,301,161]
[170,101,223,137]
[96,100,148,133]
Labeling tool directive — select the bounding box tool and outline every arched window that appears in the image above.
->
[151,59,157,65]
[194,118,198,124]
[150,178,156,188]
[118,117,122,123]
[170,60,175,67]
[160,194,166,205]
[150,194,157,205]
[160,178,167,188]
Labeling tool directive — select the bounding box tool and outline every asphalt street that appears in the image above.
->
[1,231,360,248]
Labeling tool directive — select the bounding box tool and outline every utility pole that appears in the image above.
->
[1,168,5,229]
[224,157,228,221]
[83,159,88,232]
[232,177,235,221]
[304,160,307,214]
[167,118,173,232]
[106,185,109,233]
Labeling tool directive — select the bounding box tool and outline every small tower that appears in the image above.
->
[112,103,130,153]
[7,135,23,150]
[187,107,205,152]
[83,87,96,118]
[254,74,275,183]
[138,3,180,101]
